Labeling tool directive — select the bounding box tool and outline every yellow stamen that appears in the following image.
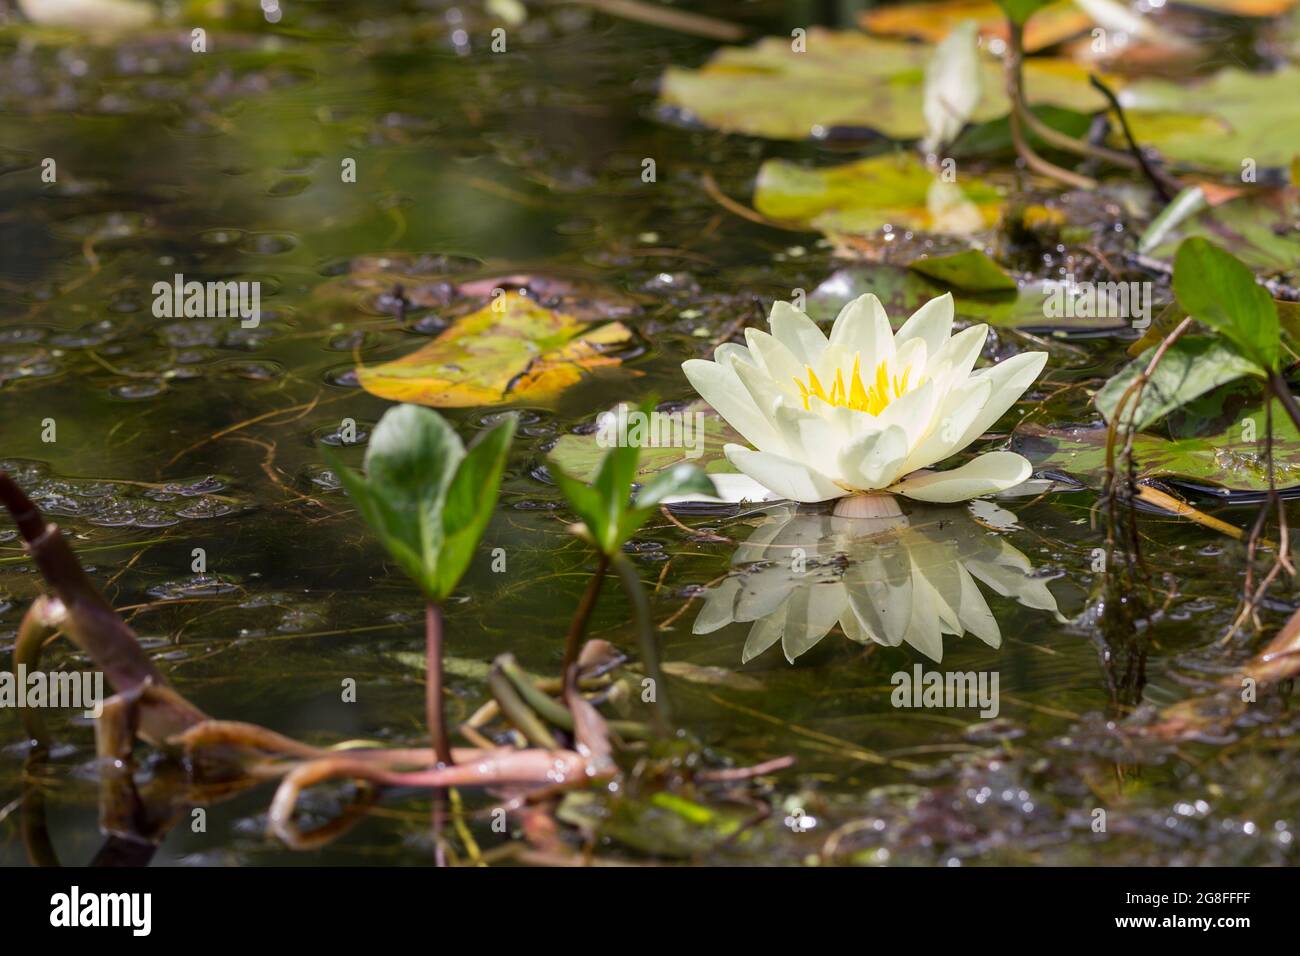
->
[792,351,915,415]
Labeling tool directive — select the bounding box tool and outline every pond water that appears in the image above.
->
[0,0,1296,866]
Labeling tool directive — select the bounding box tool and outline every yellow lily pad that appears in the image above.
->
[861,0,1091,52]
[659,28,1109,142]
[356,291,635,407]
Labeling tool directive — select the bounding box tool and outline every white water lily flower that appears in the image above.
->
[681,292,1047,506]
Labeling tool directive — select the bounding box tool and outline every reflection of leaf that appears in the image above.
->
[1120,66,1300,171]
[1095,336,1262,431]
[1013,402,1300,491]
[659,29,1107,142]
[547,401,739,482]
[357,291,634,407]
[862,0,1091,52]
[754,153,1005,237]
[908,249,1017,292]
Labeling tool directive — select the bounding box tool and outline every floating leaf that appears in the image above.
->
[1148,194,1300,275]
[1095,335,1263,432]
[809,264,1129,331]
[659,29,1108,142]
[754,153,1006,237]
[907,249,1018,292]
[547,401,740,483]
[1119,66,1300,172]
[357,291,634,406]
[1013,402,1300,492]
[862,0,1091,52]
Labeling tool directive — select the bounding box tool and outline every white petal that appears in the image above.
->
[725,444,847,503]
[682,358,782,451]
[828,293,894,366]
[773,401,846,461]
[875,377,939,451]
[953,351,1048,449]
[894,293,953,361]
[768,301,828,367]
[888,451,1032,503]
[743,328,804,393]
[898,376,992,474]
[713,342,755,368]
[836,425,909,490]
[926,322,987,389]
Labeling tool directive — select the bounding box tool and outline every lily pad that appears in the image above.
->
[1012,401,1300,492]
[356,291,635,407]
[1147,195,1300,276]
[659,29,1109,142]
[907,248,1018,291]
[1119,66,1300,173]
[809,264,1132,332]
[546,401,739,483]
[754,153,1006,237]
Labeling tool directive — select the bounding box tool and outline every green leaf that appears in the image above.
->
[1095,336,1264,432]
[1173,238,1280,372]
[432,415,518,599]
[590,442,640,555]
[323,404,465,601]
[618,463,718,544]
[997,0,1054,25]
[907,249,1017,292]
[551,465,612,549]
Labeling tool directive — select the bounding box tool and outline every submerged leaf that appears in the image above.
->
[357,291,634,407]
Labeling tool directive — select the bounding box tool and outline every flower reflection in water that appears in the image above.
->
[692,497,1064,664]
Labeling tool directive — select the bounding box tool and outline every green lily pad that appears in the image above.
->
[1013,400,1300,492]
[809,264,1131,331]
[659,29,1108,142]
[546,401,738,483]
[1148,195,1300,276]
[1119,67,1300,173]
[754,153,1006,237]
[907,249,1018,292]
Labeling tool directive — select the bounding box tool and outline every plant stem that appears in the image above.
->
[562,553,609,674]
[1268,370,1300,435]
[1004,20,1097,191]
[426,602,453,766]
[612,553,672,736]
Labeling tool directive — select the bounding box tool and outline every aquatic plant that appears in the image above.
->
[682,293,1047,508]
[322,404,515,765]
